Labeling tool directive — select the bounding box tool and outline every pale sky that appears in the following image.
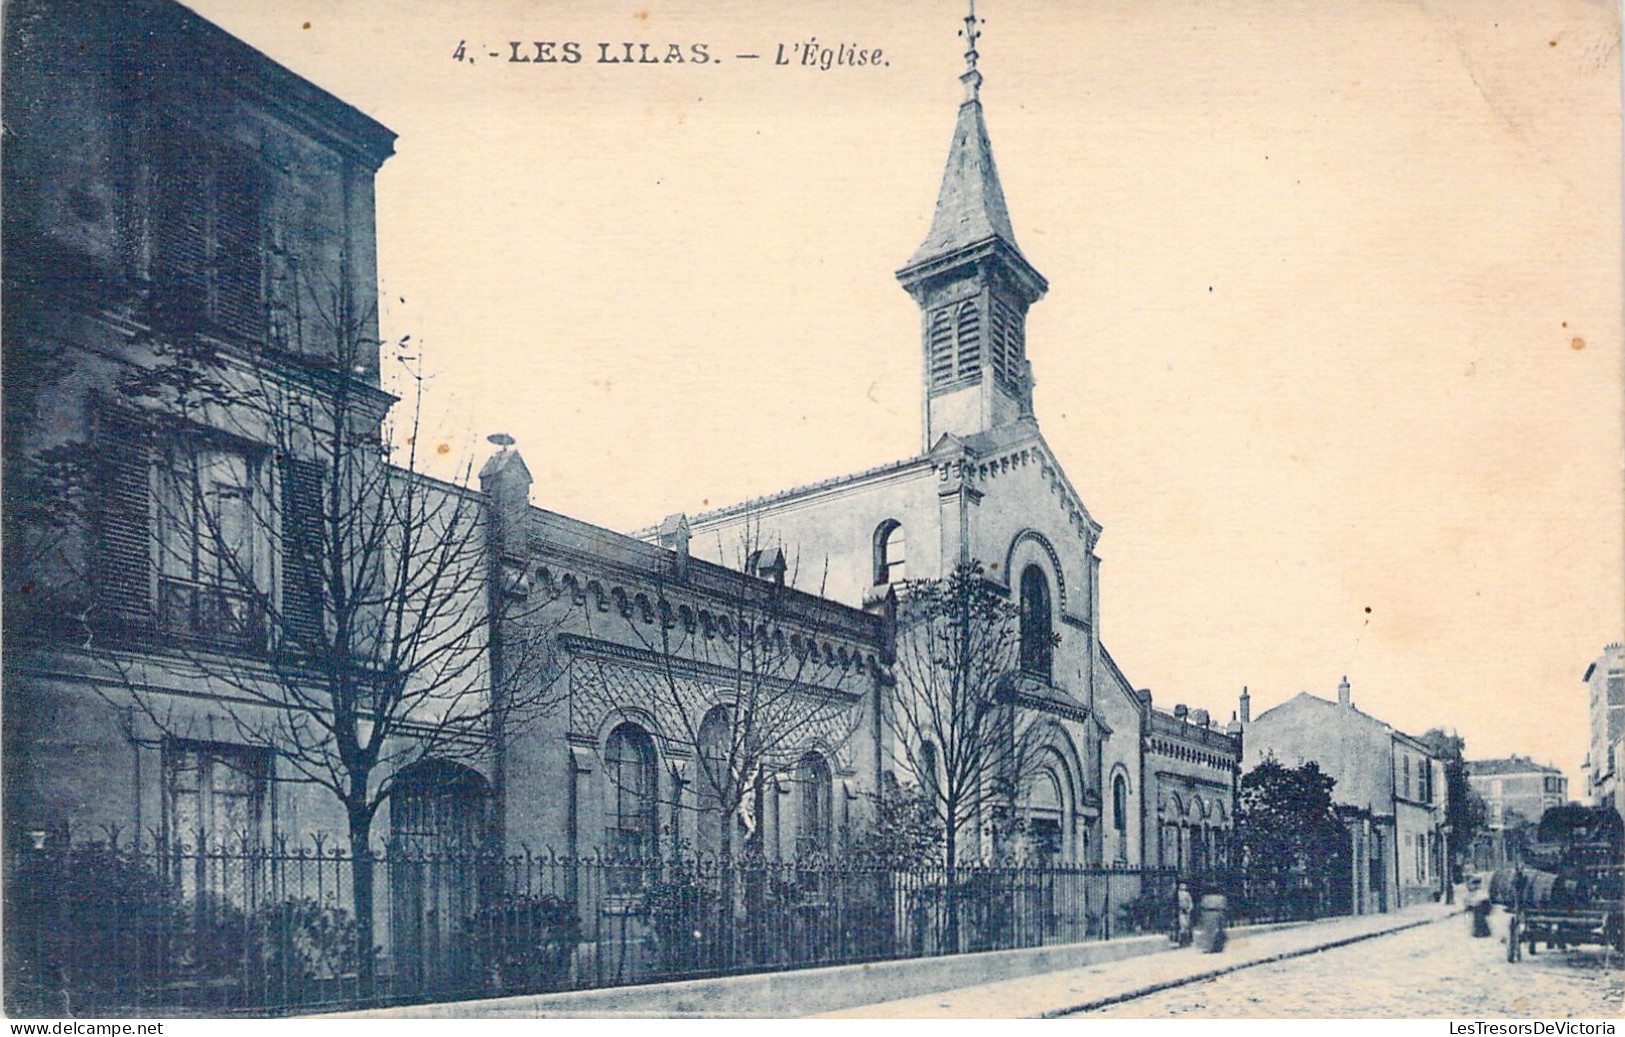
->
[184,0,1622,790]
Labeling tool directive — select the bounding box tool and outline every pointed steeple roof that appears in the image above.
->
[898,2,1045,299]
[905,97,1022,268]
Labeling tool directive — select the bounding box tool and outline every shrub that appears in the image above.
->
[1115,893,1172,935]
[254,898,365,987]
[643,879,721,974]
[6,842,185,1013]
[459,895,580,995]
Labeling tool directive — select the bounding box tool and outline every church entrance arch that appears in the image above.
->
[1022,767,1066,865]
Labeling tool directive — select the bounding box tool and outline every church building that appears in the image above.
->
[640,16,1241,869]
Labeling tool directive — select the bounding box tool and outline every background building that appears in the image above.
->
[1465,755,1567,869]
[1583,643,1623,814]
[1468,755,1568,828]
[1136,686,1240,873]
[3,0,397,852]
[1240,678,1449,912]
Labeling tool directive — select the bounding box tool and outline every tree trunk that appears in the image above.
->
[719,801,736,971]
[944,807,959,954]
[348,806,378,998]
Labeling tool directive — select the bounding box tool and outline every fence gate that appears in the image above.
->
[388,762,489,992]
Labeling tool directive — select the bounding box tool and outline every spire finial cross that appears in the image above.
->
[958,0,984,101]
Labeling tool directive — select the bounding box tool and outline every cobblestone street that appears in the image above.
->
[1091,908,1622,1019]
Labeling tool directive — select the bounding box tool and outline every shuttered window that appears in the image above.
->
[91,407,317,657]
[153,440,272,651]
[278,456,326,654]
[151,131,266,343]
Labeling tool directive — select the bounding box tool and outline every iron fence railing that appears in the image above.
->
[5,833,1181,1017]
[1185,867,1352,926]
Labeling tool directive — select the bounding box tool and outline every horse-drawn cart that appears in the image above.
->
[1504,806,1623,962]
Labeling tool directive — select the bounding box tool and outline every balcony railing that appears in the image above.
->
[157,575,266,652]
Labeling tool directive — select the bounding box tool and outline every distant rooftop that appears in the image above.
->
[1467,756,1564,777]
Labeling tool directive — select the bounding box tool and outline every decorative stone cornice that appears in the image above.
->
[556,633,874,700]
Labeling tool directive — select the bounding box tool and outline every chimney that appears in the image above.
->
[1338,675,1351,707]
[1239,686,1251,724]
[1173,704,1188,721]
[657,512,690,576]
[478,434,532,560]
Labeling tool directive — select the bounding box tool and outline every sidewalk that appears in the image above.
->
[814,900,1461,1018]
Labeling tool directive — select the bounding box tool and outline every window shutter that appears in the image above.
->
[95,408,154,626]
[151,134,211,329]
[213,156,264,341]
[278,456,325,652]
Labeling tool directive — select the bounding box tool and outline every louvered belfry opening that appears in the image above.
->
[928,308,955,386]
[954,299,981,380]
[990,297,1024,389]
[925,290,1028,398]
[927,296,1004,393]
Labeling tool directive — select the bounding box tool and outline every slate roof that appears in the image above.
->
[905,99,1024,269]
[1467,756,1563,777]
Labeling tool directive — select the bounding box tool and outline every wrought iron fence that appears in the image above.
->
[4,832,1180,1017]
[1186,867,1353,926]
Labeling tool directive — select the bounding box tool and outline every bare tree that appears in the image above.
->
[71,276,570,982]
[884,561,1043,872]
[580,525,874,865]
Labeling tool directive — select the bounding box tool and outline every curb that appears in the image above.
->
[1037,908,1464,1018]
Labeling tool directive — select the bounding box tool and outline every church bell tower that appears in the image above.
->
[897,2,1048,452]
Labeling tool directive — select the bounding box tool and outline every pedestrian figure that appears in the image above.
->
[1175,881,1194,947]
[1195,891,1229,953]
[1466,875,1492,938]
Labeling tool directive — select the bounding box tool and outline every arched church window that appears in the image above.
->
[955,300,981,379]
[605,723,657,860]
[795,751,832,859]
[1112,773,1128,833]
[919,740,939,803]
[697,707,731,857]
[1019,564,1053,680]
[873,520,906,585]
